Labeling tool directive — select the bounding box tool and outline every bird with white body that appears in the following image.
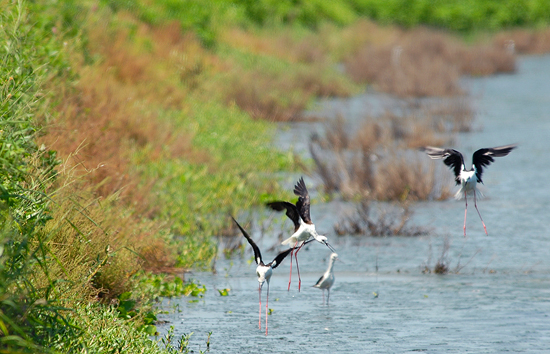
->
[232,216,296,336]
[313,253,338,305]
[267,177,336,291]
[421,144,517,237]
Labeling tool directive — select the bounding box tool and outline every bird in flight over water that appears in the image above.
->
[421,144,517,237]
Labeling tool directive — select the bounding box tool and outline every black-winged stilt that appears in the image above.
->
[313,253,338,305]
[421,144,517,237]
[267,177,336,292]
[232,216,294,336]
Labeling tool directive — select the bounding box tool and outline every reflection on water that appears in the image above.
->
[158,55,550,353]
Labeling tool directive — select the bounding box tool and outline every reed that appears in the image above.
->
[333,201,427,237]
[494,27,550,54]
[344,26,516,97]
[310,102,457,202]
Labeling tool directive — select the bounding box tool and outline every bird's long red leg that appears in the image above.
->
[474,190,488,235]
[288,240,298,291]
[294,241,306,292]
[463,191,468,238]
[265,282,269,336]
[258,284,262,330]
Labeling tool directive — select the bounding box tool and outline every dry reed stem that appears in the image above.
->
[39,174,171,301]
[310,101,458,201]
[333,201,426,237]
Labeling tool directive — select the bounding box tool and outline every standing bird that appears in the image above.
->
[232,217,294,336]
[267,177,336,291]
[421,144,517,237]
[313,253,338,305]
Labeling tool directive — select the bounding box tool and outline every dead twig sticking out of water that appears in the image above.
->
[422,236,484,275]
[333,201,427,237]
[422,235,450,274]
[434,236,451,274]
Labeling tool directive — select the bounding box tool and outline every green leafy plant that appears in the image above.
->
[217,288,230,296]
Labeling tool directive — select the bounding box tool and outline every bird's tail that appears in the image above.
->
[454,186,484,200]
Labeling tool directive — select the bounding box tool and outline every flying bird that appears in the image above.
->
[232,216,294,336]
[267,177,336,291]
[313,253,339,305]
[421,144,517,237]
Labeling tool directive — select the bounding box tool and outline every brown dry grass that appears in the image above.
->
[36,14,220,283]
[494,27,550,54]
[217,27,355,121]
[39,17,211,207]
[38,167,172,301]
[221,60,353,122]
[310,100,459,201]
[220,28,328,65]
[344,25,515,97]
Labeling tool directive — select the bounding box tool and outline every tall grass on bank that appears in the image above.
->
[494,27,550,54]
[0,3,75,351]
[1,2,194,352]
[344,25,515,96]
[34,6,300,270]
[214,38,357,122]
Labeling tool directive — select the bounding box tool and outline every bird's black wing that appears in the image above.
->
[232,217,262,265]
[269,248,293,269]
[293,177,312,224]
[472,144,517,183]
[313,275,324,287]
[421,146,464,185]
[266,201,300,232]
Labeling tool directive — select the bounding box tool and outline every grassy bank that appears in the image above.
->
[1,1,297,352]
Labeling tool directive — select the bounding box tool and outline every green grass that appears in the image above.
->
[351,0,550,31]
[135,99,297,268]
[100,0,550,48]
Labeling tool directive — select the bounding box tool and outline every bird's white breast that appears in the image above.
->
[257,265,272,284]
[460,170,477,190]
[293,222,316,241]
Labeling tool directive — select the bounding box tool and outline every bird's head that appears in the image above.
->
[315,234,328,244]
[316,235,337,253]
[330,253,338,261]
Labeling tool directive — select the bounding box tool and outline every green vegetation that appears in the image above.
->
[352,0,550,31]
[1,0,306,351]
[102,0,550,46]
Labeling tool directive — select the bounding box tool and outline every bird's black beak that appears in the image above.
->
[325,242,336,253]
